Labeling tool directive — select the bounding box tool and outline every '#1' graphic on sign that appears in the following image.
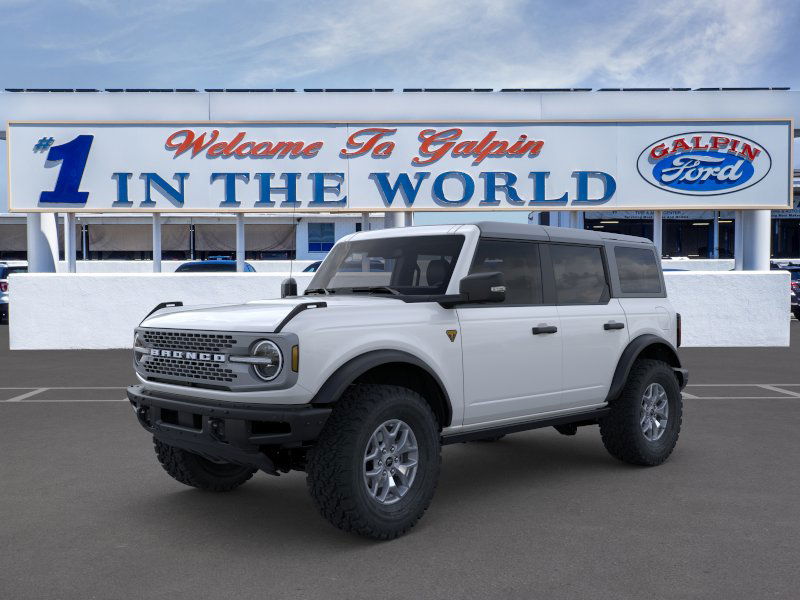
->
[36,135,94,204]
[637,132,771,196]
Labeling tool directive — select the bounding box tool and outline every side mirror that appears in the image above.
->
[281,277,298,298]
[458,271,506,304]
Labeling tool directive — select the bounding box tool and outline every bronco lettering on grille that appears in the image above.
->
[150,349,226,362]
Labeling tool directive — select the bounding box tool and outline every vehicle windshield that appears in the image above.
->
[790,270,800,281]
[307,235,465,296]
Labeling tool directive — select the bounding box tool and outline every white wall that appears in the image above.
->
[7,270,790,350]
[9,273,314,350]
[662,259,735,271]
[664,270,790,347]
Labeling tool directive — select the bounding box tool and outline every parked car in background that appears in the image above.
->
[0,261,28,323]
[784,267,800,320]
[175,258,256,273]
[303,261,322,272]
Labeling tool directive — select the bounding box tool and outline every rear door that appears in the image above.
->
[548,243,629,409]
[458,239,563,426]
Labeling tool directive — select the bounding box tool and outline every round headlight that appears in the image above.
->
[252,340,283,381]
[133,333,147,365]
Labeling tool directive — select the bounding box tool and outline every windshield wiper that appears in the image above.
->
[349,286,401,296]
[304,288,333,295]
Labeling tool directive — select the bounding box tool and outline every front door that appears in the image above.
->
[458,239,563,427]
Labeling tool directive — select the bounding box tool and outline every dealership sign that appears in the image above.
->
[7,120,792,212]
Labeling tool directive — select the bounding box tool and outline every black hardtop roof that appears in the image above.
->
[471,221,653,246]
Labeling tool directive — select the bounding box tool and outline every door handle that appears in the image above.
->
[604,321,625,330]
[532,325,558,335]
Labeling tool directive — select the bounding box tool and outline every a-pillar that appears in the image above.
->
[25,213,59,273]
[741,210,771,271]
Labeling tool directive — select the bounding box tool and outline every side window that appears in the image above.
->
[551,244,608,304]
[308,223,335,253]
[615,246,662,294]
[469,240,543,305]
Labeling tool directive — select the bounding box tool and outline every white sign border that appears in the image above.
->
[7,118,794,213]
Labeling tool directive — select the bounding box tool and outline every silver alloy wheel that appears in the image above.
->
[640,382,669,442]
[363,419,419,505]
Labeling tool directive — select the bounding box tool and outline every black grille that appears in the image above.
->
[143,356,238,383]
[142,330,237,352]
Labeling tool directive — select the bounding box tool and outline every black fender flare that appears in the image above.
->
[605,334,685,403]
[311,349,453,426]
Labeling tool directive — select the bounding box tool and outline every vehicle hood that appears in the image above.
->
[139,295,405,332]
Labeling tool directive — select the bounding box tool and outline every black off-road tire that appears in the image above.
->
[599,359,682,466]
[306,384,441,540]
[153,438,256,491]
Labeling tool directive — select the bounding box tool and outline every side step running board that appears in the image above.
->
[441,407,610,445]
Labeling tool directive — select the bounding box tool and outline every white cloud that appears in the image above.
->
[2,0,795,89]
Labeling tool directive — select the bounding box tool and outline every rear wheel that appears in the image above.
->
[306,384,441,540]
[153,438,256,491]
[599,359,682,466]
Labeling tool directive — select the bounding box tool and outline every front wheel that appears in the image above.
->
[306,384,441,540]
[599,359,682,466]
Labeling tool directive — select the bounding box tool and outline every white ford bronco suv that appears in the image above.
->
[128,222,687,539]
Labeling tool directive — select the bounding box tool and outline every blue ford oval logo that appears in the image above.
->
[637,132,771,196]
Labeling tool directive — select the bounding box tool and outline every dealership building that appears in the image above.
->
[0,88,798,268]
[1,88,798,351]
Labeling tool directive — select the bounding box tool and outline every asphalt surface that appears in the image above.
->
[2,324,800,599]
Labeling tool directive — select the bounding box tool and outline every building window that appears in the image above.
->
[308,222,335,253]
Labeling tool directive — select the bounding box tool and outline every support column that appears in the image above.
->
[653,211,663,255]
[712,211,719,259]
[64,213,76,273]
[741,210,771,270]
[235,213,245,272]
[152,213,162,273]
[81,223,89,261]
[390,211,412,228]
[25,213,59,273]
[734,210,744,270]
[361,212,369,231]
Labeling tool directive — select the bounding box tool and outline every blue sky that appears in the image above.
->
[1,0,798,90]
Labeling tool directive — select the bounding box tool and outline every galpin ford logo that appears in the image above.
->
[637,132,771,196]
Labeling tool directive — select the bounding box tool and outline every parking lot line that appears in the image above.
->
[5,388,48,402]
[756,384,800,397]
[0,386,125,390]
[17,398,128,403]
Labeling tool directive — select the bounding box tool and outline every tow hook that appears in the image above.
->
[209,418,225,441]
[135,405,150,427]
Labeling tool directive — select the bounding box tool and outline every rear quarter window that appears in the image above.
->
[551,244,608,304]
[614,246,662,294]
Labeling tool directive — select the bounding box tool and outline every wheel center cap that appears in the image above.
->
[385,456,394,467]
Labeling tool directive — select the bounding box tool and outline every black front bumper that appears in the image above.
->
[127,385,331,473]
